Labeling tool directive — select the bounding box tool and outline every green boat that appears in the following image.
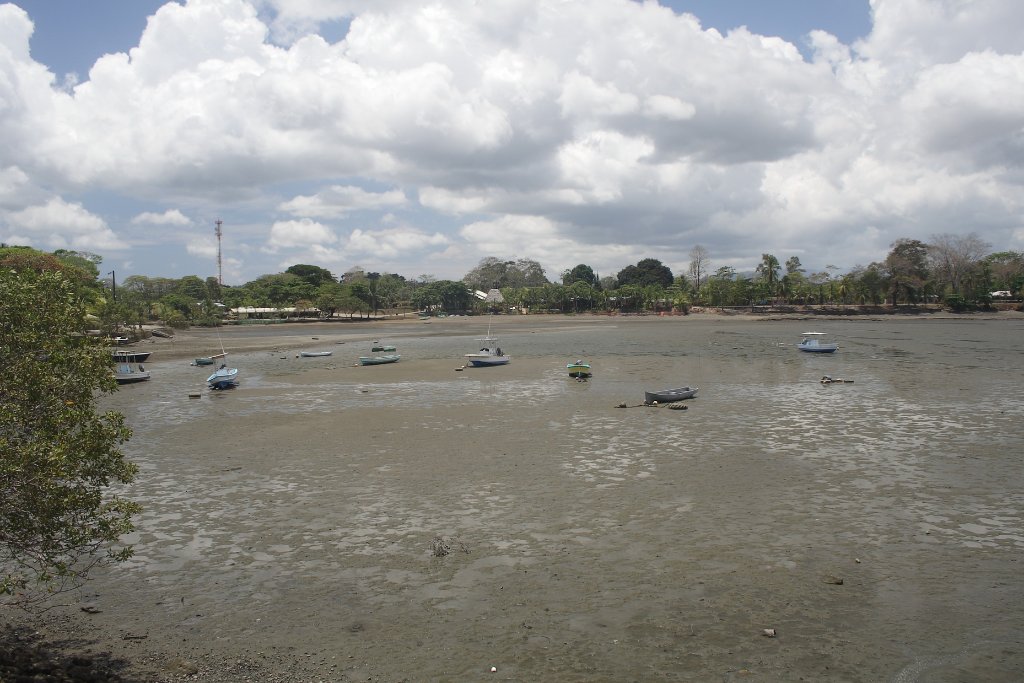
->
[359,354,400,365]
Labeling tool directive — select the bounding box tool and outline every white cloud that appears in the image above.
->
[132,209,191,225]
[266,218,338,250]
[0,0,1022,282]
[3,197,121,251]
[279,185,406,218]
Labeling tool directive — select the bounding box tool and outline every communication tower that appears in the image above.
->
[215,219,223,286]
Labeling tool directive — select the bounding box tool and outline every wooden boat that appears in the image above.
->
[359,354,400,365]
[371,344,396,352]
[207,364,239,389]
[300,351,333,357]
[644,386,698,404]
[114,360,150,384]
[797,332,838,353]
[112,350,151,363]
[567,360,591,377]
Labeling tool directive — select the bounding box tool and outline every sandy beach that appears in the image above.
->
[3,312,1023,682]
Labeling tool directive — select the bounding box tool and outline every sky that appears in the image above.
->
[1,0,1021,286]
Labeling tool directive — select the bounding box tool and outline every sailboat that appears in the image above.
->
[205,331,239,388]
[464,315,510,367]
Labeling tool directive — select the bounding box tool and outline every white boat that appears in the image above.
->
[797,332,839,353]
[207,364,239,389]
[300,351,333,357]
[464,314,510,367]
[644,386,698,404]
[114,360,151,384]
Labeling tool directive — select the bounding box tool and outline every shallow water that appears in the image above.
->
[93,317,1024,681]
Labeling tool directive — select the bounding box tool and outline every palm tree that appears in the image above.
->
[755,254,781,302]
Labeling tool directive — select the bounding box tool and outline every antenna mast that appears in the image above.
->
[214,219,223,286]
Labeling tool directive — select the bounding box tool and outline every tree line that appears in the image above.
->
[3,233,1022,333]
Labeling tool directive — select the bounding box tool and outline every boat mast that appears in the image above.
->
[215,218,223,286]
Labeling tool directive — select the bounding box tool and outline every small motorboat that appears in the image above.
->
[194,351,227,366]
[371,344,396,352]
[113,361,151,384]
[797,332,839,353]
[300,351,333,357]
[207,364,239,389]
[567,360,591,378]
[644,386,698,404]
[359,354,400,365]
[112,350,151,363]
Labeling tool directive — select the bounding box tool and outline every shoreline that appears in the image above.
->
[131,308,1024,362]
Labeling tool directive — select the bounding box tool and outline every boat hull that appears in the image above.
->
[114,362,150,384]
[797,344,838,353]
[207,367,239,388]
[371,345,396,352]
[645,387,698,403]
[567,363,591,377]
[112,351,151,363]
[466,354,510,367]
[300,351,333,357]
[360,354,400,365]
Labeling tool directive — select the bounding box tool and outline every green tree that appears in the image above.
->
[755,253,781,301]
[562,264,599,288]
[286,264,336,288]
[1,268,139,600]
[617,258,674,287]
[886,239,930,305]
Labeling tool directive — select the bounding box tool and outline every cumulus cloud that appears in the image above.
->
[279,185,406,218]
[266,218,338,250]
[1,0,1022,281]
[2,197,121,251]
[132,209,191,225]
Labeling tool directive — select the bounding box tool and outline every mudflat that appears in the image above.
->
[4,313,1023,682]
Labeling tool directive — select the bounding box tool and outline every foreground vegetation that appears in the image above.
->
[0,258,139,604]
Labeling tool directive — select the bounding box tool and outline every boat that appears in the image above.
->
[300,351,333,357]
[114,360,151,384]
[797,332,839,353]
[567,360,591,378]
[111,335,129,345]
[644,386,698,404]
[464,317,510,367]
[359,354,401,365]
[207,364,239,389]
[112,350,151,363]
[193,351,227,366]
[371,344,396,352]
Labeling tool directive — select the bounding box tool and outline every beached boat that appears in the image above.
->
[371,344,396,352]
[567,360,591,378]
[797,332,839,353]
[644,386,698,404]
[465,317,510,367]
[359,354,400,365]
[207,364,239,389]
[112,350,151,363]
[114,360,151,384]
[193,352,227,367]
[300,351,333,357]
